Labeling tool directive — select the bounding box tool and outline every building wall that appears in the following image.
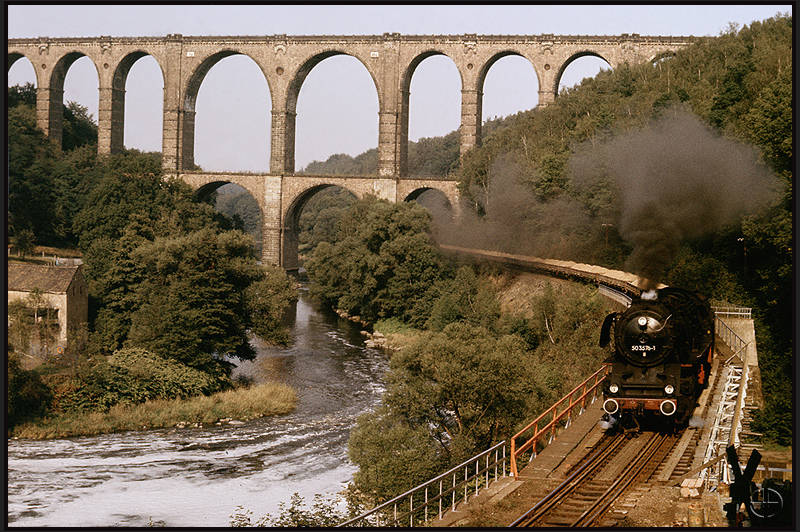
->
[8,290,68,347]
[7,276,87,352]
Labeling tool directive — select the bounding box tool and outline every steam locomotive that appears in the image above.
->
[599,287,715,430]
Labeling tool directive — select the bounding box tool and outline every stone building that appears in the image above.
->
[7,263,88,354]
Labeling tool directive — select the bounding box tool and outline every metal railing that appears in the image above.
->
[337,440,508,527]
[712,306,752,319]
[715,315,749,358]
[510,365,610,479]
[701,311,754,488]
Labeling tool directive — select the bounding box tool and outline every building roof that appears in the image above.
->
[7,263,83,294]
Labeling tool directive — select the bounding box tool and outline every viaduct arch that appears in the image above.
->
[8,32,694,268]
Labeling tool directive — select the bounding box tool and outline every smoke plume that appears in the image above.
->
[432,107,781,286]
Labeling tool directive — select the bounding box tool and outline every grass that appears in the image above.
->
[11,382,297,440]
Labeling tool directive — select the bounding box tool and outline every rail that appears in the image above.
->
[337,440,508,527]
[510,365,610,479]
[711,306,752,319]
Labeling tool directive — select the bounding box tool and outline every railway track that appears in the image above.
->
[511,431,680,527]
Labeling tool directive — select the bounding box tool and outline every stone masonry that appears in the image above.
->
[8,33,694,266]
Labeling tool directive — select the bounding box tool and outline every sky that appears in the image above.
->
[7,4,790,173]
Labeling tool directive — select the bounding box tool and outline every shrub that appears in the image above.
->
[59,348,225,412]
[7,350,53,431]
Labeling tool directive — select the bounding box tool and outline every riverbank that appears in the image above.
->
[10,382,297,440]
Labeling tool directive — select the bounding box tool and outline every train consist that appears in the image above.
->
[599,287,715,430]
[438,245,715,432]
[437,244,666,296]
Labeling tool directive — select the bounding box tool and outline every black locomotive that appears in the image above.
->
[599,287,714,429]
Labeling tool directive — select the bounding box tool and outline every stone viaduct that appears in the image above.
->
[8,33,694,268]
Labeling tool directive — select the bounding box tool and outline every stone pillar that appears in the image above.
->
[460,88,482,159]
[97,86,125,154]
[537,60,559,108]
[537,89,557,107]
[270,110,296,175]
[378,111,399,177]
[161,35,184,172]
[261,175,283,266]
[36,85,62,147]
[180,109,196,169]
[397,89,410,177]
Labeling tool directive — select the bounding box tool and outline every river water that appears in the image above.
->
[7,289,389,527]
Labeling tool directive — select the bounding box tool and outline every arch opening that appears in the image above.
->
[293,54,379,175]
[557,53,612,95]
[479,53,539,129]
[196,181,263,257]
[282,185,357,270]
[51,53,99,151]
[115,53,164,153]
[185,52,271,172]
[8,55,37,111]
[8,54,37,88]
[400,53,461,178]
[406,187,452,211]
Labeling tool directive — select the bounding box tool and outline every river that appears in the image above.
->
[6,289,389,527]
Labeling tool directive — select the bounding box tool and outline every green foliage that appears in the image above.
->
[231,493,347,527]
[348,281,612,502]
[348,406,445,503]
[7,84,100,245]
[425,266,501,332]
[214,185,263,254]
[245,264,297,345]
[306,196,449,323]
[61,101,98,151]
[7,350,53,431]
[297,187,356,256]
[59,348,223,413]
[126,229,266,374]
[12,229,36,257]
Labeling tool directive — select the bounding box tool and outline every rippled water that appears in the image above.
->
[7,290,389,527]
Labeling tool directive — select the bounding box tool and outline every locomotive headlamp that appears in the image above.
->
[637,316,648,328]
[664,384,674,395]
[609,384,619,393]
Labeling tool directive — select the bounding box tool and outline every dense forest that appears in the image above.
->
[7,84,296,432]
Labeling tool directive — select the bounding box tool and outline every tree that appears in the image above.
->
[7,349,53,432]
[306,196,449,323]
[245,264,297,345]
[13,229,36,257]
[126,229,277,378]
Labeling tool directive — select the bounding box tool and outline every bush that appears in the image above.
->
[7,350,53,431]
[59,348,225,412]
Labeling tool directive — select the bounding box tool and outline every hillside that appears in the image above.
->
[303,15,793,445]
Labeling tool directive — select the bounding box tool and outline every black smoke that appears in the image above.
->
[431,107,781,287]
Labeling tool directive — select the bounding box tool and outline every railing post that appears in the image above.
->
[452,473,456,511]
[503,445,506,477]
[409,493,413,527]
[439,479,443,520]
[475,459,479,496]
[424,486,428,524]
[486,451,490,488]
[464,465,468,503]
[511,438,518,479]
